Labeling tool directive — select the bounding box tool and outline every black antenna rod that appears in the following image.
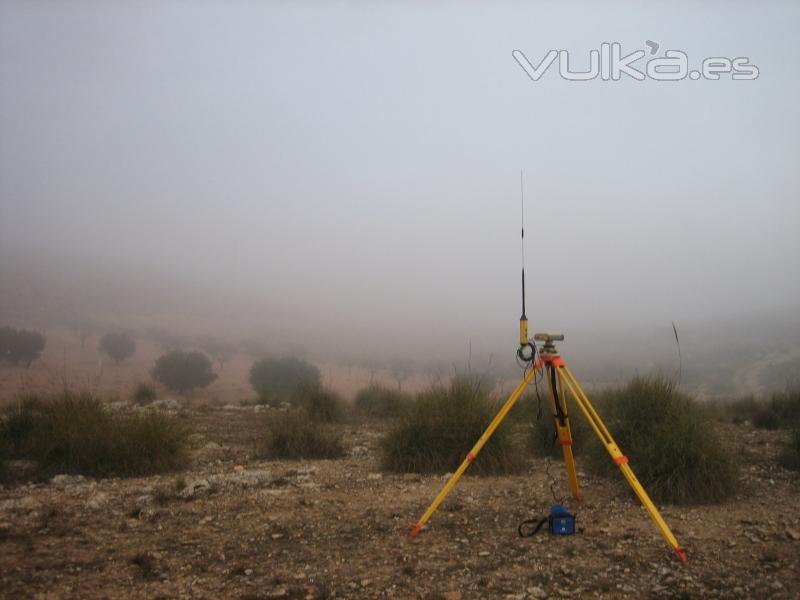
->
[520,170,526,320]
[518,170,529,349]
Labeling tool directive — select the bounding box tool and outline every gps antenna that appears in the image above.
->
[519,170,529,348]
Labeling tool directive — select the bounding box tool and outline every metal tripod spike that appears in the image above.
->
[408,177,688,564]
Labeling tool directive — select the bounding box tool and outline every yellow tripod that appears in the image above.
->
[409,330,688,564]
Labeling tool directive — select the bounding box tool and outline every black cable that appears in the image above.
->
[545,456,559,503]
[518,516,548,537]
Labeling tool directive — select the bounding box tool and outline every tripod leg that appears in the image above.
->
[555,364,688,563]
[410,365,538,538]
[544,365,580,500]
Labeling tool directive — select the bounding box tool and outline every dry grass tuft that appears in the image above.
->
[380,377,526,476]
[258,410,345,460]
[0,391,189,479]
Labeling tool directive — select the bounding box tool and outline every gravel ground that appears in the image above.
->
[1,407,798,599]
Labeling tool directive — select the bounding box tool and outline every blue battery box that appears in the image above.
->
[548,504,576,535]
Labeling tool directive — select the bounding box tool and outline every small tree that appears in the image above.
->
[151,350,217,394]
[99,332,136,365]
[249,357,320,399]
[0,327,14,362]
[0,327,46,368]
[69,318,96,348]
[196,335,235,371]
[391,357,414,391]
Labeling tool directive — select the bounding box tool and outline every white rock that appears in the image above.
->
[180,478,211,499]
[51,474,85,487]
[150,398,181,411]
[14,496,40,512]
[85,492,109,510]
[350,445,369,457]
[527,586,547,599]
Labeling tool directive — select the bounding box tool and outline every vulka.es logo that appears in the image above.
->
[512,42,759,82]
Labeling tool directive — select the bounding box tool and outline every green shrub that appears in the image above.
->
[99,332,136,365]
[707,396,762,425]
[766,389,800,428]
[255,391,276,406]
[292,385,344,422]
[0,391,188,478]
[258,410,345,460]
[749,389,800,430]
[0,448,7,483]
[132,382,157,405]
[151,350,217,394]
[355,385,410,419]
[380,377,526,476]
[249,357,320,399]
[582,376,737,505]
[752,407,781,429]
[0,326,46,368]
[780,430,800,471]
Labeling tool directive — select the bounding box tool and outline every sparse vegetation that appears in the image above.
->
[0,326,46,368]
[354,384,410,419]
[132,382,157,405]
[753,389,800,430]
[258,410,345,460]
[712,389,800,430]
[151,350,217,394]
[0,391,189,478]
[582,376,737,505]
[98,332,136,365]
[714,396,761,425]
[249,357,320,399]
[380,377,526,476]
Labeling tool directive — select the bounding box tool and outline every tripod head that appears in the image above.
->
[533,332,565,343]
[534,332,564,354]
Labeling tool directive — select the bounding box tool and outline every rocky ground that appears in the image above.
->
[1,404,799,600]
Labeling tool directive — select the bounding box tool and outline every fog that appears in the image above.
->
[1,2,799,392]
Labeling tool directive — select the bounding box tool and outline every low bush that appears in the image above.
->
[151,351,217,394]
[0,326,46,368]
[582,376,737,505]
[380,377,526,476]
[258,410,345,460]
[766,389,800,427]
[354,384,410,419]
[292,385,345,423]
[132,382,157,405]
[749,389,800,430]
[780,429,800,471]
[706,396,761,425]
[249,357,320,399]
[0,391,188,478]
[752,407,781,430]
[99,332,136,365]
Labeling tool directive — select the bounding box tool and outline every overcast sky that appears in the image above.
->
[1,1,798,359]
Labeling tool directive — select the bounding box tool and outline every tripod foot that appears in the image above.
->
[673,546,688,563]
[409,523,422,538]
